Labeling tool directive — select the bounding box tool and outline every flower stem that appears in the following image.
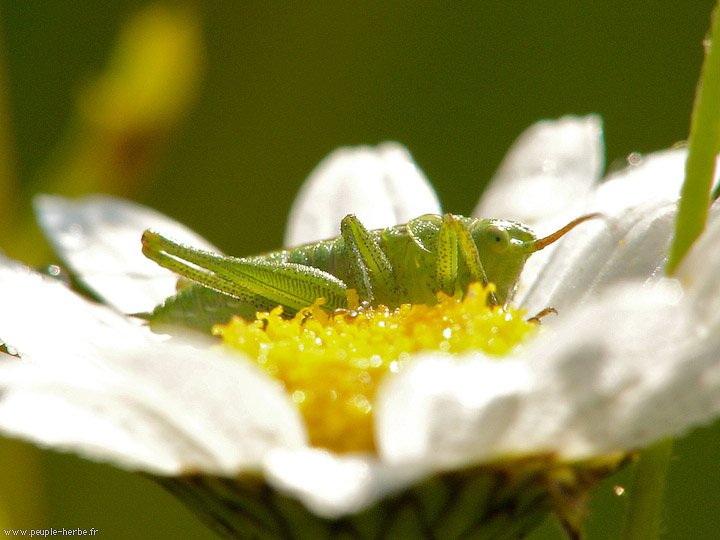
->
[667,3,720,273]
[621,439,674,540]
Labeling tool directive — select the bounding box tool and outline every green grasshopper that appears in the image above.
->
[141,213,597,332]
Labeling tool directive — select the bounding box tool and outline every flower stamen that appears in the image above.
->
[214,283,537,453]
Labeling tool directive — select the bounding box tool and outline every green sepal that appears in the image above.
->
[153,454,627,540]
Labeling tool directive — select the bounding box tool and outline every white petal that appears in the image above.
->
[107,340,309,473]
[473,115,604,228]
[0,342,307,475]
[34,194,219,314]
[675,202,720,333]
[376,355,531,468]
[0,257,307,474]
[0,362,207,475]
[284,142,441,246]
[502,282,720,458]
[377,282,720,467]
[519,201,677,315]
[0,255,151,368]
[518,149,702,313]
[588,148,688,213]
[263,448,421,518]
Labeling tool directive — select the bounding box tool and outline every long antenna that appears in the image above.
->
[524,213,602,252]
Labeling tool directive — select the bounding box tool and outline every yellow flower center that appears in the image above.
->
[213,283,536,453]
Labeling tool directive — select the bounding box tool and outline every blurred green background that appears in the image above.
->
[1,1,718,539]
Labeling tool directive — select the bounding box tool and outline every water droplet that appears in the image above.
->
[614,485,625,496]
[351,394,372,414]
[39,264,72,286]
[0,342,19,357]
[541,159,557,174]
[355,358,370,370]
[626,152,643,166]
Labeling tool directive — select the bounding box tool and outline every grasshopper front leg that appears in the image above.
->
[436,214,498,305]
[142,230,349,314]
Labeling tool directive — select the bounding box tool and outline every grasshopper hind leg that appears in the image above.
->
[141,229,351,327]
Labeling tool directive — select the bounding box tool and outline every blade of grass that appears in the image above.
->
[667,5,720,273]
[623,5,720,540]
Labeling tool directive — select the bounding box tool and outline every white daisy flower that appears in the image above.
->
[1,116,719,540]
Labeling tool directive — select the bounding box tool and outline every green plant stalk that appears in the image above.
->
[622,5,720,539]
[667,4,720,273]
[621,439,674,540]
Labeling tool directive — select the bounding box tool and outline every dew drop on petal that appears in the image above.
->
[626,152,643,166]
[541,159,557,174]
[0,339,19,357]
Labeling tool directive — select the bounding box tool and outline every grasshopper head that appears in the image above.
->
[470,213,599,305]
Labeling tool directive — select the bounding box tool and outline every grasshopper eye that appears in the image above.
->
[485,225,510,253]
